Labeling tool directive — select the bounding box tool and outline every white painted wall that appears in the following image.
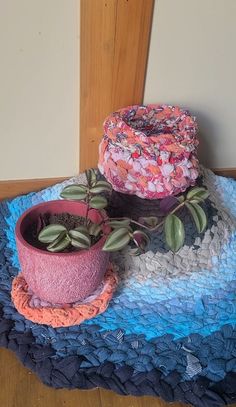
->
[144,0,236,168]
[0,0,79,180]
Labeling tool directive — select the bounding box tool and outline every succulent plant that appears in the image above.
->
[38,169,209,254]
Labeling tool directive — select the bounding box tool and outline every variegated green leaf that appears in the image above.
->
[177,195,185,203]
[128,247,142,256]
[185,202,207,233]
[47,231,71,252]
[90,180,112,194]
[164,214,185,252]
[38,224,67,243]
[88,223,102,237]
[187,187,209,202]
[73,225,89,234]
[132,230,150,252]
[85,168,97,187]
[139,216,158,228]
[89,195,108,209]
[71,238,91,249]
[107,219,131,228]
[102,227,131,252]
[69,229,91,248]
[60,184,88,200]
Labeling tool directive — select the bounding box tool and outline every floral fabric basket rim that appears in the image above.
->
[103,104,198,148]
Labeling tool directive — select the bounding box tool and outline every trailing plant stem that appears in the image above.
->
[84,195,90,226]
[104,201,187,232]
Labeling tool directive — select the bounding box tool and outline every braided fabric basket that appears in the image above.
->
[98,104,199,199]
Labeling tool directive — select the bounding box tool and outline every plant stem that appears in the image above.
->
[149,201,185,231]
[105,217,153,230]
[104,201,186,232]
[84,195,90,226]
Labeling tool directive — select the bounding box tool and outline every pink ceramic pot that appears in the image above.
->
[15,200,110,304]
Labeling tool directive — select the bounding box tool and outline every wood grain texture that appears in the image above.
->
[99,388,186,407]
[0,177,69,201]
[80,0,154,171]
[0,348,101,407]
[1,348,236,407]
[0,348,187,407]
[212,168,236,178]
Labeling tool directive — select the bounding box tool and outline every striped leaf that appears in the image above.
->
[128,247,142,256]
[187,187,209,202]
[85,168,97,187]
[90,195,108,209]
[102,227,131,252]
[107,219,131,228]
[69,229,91,249]
[60,184,88,200]
[186,202,207,233]
[88,223,102,237]
[90,180,112,194]
[139,216,158,228]
[38,224,67,243]
[132,230,150,252]
[73,225,90,234]
[177,195,185,203]
[164,214,185,252]
[47,231,71,252]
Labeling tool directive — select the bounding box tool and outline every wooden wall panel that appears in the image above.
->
[0,177,68,201]
[80,0,154,171]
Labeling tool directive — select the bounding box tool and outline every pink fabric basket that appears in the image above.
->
[98,104,199,199]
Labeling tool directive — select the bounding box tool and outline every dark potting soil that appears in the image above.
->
[24,212,101,252]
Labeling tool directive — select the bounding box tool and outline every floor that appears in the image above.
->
[1,348,236,407]
[0,348,187,407]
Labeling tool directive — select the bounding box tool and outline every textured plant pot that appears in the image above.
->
[98,104,199,199]
[15,200,110,304]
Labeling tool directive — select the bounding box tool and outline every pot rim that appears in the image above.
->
[15,200,107,257]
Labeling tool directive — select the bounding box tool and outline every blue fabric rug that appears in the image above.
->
[0,168,236,407]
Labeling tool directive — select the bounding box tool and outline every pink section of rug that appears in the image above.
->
[11,265,118,328]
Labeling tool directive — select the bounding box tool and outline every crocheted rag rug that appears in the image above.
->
[0,167,236,407]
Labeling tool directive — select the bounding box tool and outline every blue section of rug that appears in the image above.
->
[0,168,236,407]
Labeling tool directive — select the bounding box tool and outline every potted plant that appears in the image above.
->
[15,169,209,305]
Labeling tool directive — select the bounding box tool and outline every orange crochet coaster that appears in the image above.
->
[11,265,118,328]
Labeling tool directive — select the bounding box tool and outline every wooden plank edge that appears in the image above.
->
[212,168,236,179]
[0,177,70,201]
[0,168,235,201]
